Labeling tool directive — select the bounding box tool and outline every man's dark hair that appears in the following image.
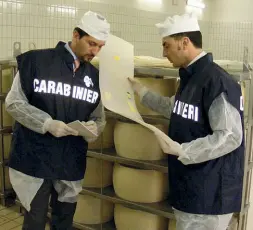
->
[170,31,202,49]
[74,27,89,38]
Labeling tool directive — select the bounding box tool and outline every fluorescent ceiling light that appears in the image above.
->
[187,0,205,9]
[138,0,162,5]
[2,1,22,9]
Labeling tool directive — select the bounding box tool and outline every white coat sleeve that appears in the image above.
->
[140,87,175,119]
[5,71,52,134]
[179,92,243,165]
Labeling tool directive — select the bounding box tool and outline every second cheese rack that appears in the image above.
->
[7,48,253,230]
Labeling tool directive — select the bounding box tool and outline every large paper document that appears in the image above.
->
[98,34,178,152]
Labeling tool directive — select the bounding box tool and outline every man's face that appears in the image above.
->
[74,32,105,62]
[162,36,188,68]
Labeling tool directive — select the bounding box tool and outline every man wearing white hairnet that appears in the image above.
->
[5,11,110,229]
[129,14,244,230]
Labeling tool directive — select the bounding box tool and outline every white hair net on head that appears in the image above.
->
[156,13,200,38]
[77,11,110,41]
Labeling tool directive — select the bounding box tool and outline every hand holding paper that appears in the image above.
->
[81,120,98,136]
[44,119,78,137]
[148,126,183,156]
[154,133,183,156]
[128,77,144,95]
[67,120,98,140]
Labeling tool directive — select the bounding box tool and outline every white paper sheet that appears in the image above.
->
[98,34,178,154]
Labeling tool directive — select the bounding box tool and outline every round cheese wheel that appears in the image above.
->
[0,167,12,190]
[2,68,13,93]
[2,134,12,160]
[114,121,167,160]
[74,194,114,225]
[168,219,176,230]
[88,119,115,150]
[114,204,168,230]
[134,77,177,116]
[82,157,113,188]
[134,56,173,68]
[113,164,168,203]
[2,103,14,127]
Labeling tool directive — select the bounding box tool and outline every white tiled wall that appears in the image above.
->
[207,21,253,62]
[207,0,253,62]
[0,0,211,60]
[0,0,251,63]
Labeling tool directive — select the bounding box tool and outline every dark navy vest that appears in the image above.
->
[168,53,245,214]
[9,41,101,181]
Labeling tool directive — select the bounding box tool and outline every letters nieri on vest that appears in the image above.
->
[33,78,99,104]
[173,100,199,122]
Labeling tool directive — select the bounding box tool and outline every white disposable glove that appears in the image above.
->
[81,120,106,142]
[81,120,98,142]
[43,119,78,138]
[82,120,98,136]
[154,133,183,156]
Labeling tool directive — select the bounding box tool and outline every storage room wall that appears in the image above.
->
[207,0,253,62]
[0,0,212,59]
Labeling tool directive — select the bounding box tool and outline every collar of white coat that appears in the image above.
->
[187,51,207,67]
[64,42,78,61]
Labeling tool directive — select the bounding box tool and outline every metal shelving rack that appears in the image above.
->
[0,60,16,207]
[9,49,253,229]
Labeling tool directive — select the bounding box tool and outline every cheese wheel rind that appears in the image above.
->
[114,204,168,230]
[113,164,168,203]
[114,121,167,161]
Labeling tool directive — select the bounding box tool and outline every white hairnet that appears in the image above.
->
[77,11,110,41]
[155,14,200,38]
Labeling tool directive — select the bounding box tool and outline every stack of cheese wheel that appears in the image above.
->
[113,120,169,229]
[74,157,114,225]
[114,204,168,230]
[114,121,168,160]
[134,77,177,116]
[88,119,115,150]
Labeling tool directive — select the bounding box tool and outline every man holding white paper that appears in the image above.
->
[129,14,244,230]
[5,11,109,230]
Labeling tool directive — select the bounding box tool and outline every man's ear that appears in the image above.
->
[73,30,80,40]
[182,37,190,49]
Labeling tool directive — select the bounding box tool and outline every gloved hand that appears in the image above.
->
[43,119,78,138]
[154,133,183,156]
[81,120,106,142]
[128,77,145,95]
[81,120,98,142]
[82,120,98,136]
